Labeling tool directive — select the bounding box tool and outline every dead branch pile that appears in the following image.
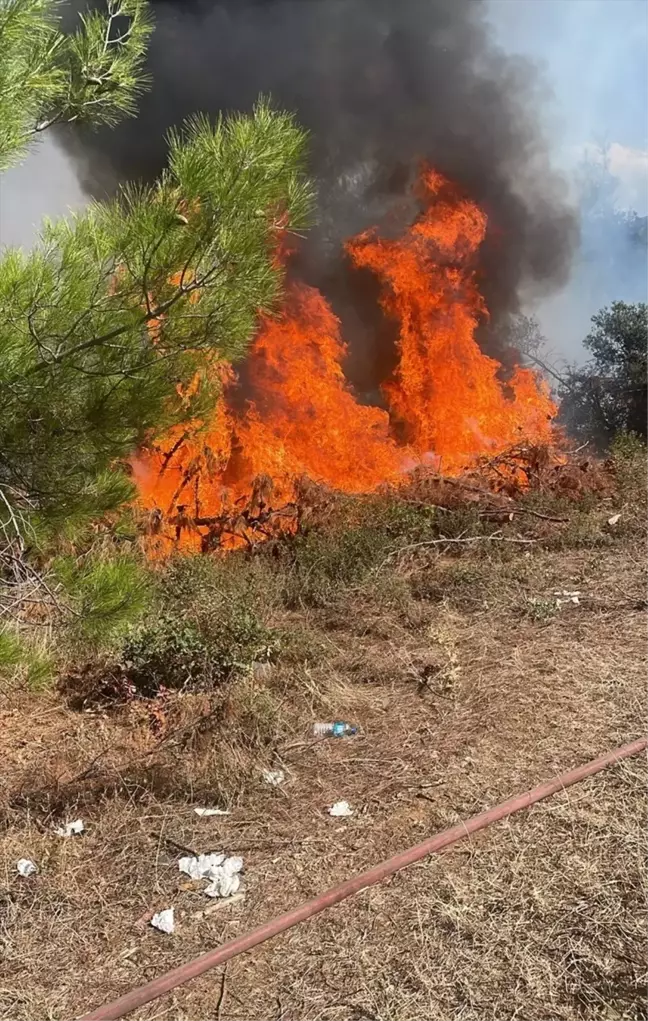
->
[398,444,614,518]
[142,472,340,553]
[141,444,616,553]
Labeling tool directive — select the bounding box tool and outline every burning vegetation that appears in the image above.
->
[133,169,557,554]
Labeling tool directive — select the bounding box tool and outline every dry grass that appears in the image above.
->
[0,505,646,1019]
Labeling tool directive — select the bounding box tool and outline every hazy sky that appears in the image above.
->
[0,0,646,357]
[488,0,647,209]
[486,0,647,356]
[0,135,86,248]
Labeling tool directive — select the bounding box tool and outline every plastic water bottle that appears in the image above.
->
[313,721,357,738]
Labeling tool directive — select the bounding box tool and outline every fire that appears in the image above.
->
[133,168,556,553]
[347,168,555,469]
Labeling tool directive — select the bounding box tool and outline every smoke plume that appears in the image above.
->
[62,0,578,387]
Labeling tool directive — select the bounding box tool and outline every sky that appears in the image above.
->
[0,135,86,247]
[487,0,648,216]
[486,0,648,358]
[0,0,646,360]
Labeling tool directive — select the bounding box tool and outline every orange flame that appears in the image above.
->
[347,168,555,471]
[133,167,556,553]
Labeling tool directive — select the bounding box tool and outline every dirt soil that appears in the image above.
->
[0,534,646,1020]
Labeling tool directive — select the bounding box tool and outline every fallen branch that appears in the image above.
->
[378,532,536,570]
[403,472,569,524]
[479,506,569,523]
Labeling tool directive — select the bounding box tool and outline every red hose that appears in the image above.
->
[79,736,647,1021]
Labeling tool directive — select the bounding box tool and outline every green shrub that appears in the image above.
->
[53,552,152,648]
[199,599,278,676]
[609,431,647,504]
[120,597,277,696]
[280,497,437,607]
[0,630,54,690]
[121,615,211,696]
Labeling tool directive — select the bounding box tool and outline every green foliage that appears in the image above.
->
[121,614,210,695]
[116,548,279,699]
[0,101,313,524]
[0,629,54,689]
[0,0,152,171]
[61,0,152,129]
[200,599,277,676]
[121,596,276,696]
[54,551,152,646]
[609,430,647,469]
[585,303,647,384]
[609,431,647,511]
[560,302,648,448]
[281,498,437,607]
[0,2,313,685]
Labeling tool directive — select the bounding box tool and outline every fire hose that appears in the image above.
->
[80,736,647,1021]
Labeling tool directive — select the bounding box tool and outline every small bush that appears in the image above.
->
[120,597,277,697]
[159,550,282,617]
[121,615,212,696]
[199,599,278,677]
[286,524,386,604]
[280,497,437,607]
[609,431,647,505]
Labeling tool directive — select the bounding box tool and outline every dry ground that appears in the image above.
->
[0,520,646,1020]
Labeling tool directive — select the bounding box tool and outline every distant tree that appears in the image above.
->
[506,313,547,362]
[576,148,647,310]
[559,302,647,447]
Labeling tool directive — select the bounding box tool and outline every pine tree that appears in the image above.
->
[0,0,313,669]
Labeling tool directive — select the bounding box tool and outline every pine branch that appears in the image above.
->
[0,0,153,170]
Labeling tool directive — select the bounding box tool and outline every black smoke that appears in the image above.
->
[61,0,578,392]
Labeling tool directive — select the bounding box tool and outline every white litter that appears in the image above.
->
[608,513,621,526]
[16,858,37,877]
[554,590,581,607]
[178,852,244,899]
[178,852,225,880]
[329,800,353,817]
[204,858,243,899]
[193,807,230,817]
[55,818,85,837]
[262,768,285,787]
[150,908,175,934]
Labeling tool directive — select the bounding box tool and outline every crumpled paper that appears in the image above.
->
[262,769,285,787]
[17,858,37,877]
[55,819,85,837]
[329,800,353,817]
[178,852,244,898]
[151,908,175,934]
